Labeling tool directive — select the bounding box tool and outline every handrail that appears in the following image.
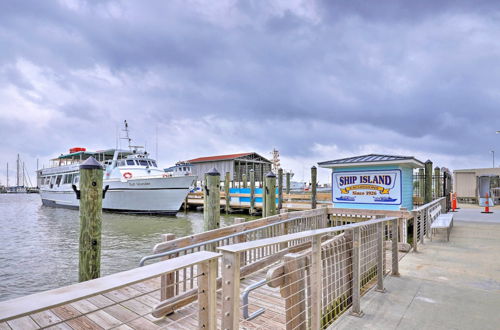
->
[413,197,445,212]
[0,251,220,322]
[139,214,317,266]
[218,217,397,253]
[242,279,267,320]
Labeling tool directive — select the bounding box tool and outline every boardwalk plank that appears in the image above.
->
[65,315,103,330]
[71,300,100,314]
[102,305,138,324]
[87,310,122,329]
[7,316,39,330]
[51,305,81,321]
[30,310,62,328]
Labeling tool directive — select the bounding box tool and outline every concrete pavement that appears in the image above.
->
[331,207,500,330]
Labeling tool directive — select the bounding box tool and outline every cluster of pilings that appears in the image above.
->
[202,166,319,228]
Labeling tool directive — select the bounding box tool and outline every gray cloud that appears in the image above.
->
[1,0,500,184]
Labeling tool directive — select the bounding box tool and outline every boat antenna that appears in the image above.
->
[120,120,144,152]
[121,120,132,150]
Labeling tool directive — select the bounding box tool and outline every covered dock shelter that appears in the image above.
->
[186,152,272,183]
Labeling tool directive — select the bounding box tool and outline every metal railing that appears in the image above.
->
[217,217,400,329]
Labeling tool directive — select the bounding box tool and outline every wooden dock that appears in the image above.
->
[0,199,446,329]
[186,191,333,212]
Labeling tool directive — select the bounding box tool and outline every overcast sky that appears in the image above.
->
[1,0,500,185]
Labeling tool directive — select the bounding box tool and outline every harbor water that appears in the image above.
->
[0,194,255,302]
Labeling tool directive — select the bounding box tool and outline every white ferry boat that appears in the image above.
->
[37,147,196,215]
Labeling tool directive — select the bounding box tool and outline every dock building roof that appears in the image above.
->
[187,152,270,164]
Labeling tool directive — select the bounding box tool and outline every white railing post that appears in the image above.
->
[426,207,431,238]
[221,251,241,330]
[350,227,363,317]
[310,235,322,328]
[198,258,217,330]
[376,222,385,292]
[412,212,418,252]
[392,219,400,276]
[420,209,425,245]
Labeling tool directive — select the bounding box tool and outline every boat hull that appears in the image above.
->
[40,176,195,215]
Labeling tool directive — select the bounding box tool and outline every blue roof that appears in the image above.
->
[318,154,424,168]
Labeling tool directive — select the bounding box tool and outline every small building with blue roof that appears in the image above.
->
[318,154,424,211]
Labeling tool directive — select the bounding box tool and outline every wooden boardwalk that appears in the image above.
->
[0,268,286,330]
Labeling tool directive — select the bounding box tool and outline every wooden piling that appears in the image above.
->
[434,167,441,197]
[225,171,231,214]
[311,166,317,209]
[242,173,247,189]
[250,169,255,215]
[204,168,221,232]
[278,168,283,211]
[418,168,425,201]
[78,157,103,282]
[424,160,433,203]
[286,171,291,195]
[264,171,277,217]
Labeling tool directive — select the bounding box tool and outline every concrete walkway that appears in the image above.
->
[332,207,500,330]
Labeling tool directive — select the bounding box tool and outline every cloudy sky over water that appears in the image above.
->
[1,0,500,184]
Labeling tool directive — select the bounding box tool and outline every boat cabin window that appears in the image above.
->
[55,175,63,187]
[127,160,135,166]
[117,160,125,167]
[152,161,157,167]
[74,175,80,185]
[138,160,148,166]
[44,177,51,186]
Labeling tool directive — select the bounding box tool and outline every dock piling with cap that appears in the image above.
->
[77,156,103,282]
[204,168,221,232]
[264,171,277,217]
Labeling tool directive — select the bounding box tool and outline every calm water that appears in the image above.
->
[0,194,255,302]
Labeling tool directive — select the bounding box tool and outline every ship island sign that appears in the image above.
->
[332,170,402,205]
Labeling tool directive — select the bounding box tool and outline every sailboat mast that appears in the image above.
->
[6,162,8,188]
[16,154,20,187]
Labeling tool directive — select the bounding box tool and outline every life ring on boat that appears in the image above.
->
[123,172,133,179]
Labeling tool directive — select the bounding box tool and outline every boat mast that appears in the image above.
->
[121,120,132,151]
[16,154,20,187]
[6,162,8,188]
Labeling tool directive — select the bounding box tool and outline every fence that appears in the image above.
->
[0,252,220,330]
[218,217,400,329]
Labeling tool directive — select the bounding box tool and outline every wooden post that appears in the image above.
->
[419,168,425,202]
[392,219,400,276]
[225,171,231,214]
[262,171,266,215]
[161,233,176,301]
[234,218,247,266]
[265,171,277,217]
[424,160,433,203]
[311,166,317,209]
[282,253,307,330]
[78,157,103,282]
[242,173,247,189]
[310,235,322,329]
[221,251,241,330]
[286,171,291,194]
[376,222,385,292]
[249,169,255,215]
[350,227,363,317]
[434,167,441,197]
[278,168,283,211]
[204,168,220,232]
[198,258,217,330]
